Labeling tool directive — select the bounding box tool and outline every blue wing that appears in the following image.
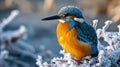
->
[75,22,97,44]
[75,22,98,56]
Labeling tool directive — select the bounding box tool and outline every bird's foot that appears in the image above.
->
[72,58,82,65]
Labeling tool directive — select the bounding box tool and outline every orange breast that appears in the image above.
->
[56,21,91,60]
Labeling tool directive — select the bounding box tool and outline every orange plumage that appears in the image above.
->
[56,21,91,60]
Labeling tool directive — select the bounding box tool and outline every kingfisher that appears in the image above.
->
[42,6,98,61]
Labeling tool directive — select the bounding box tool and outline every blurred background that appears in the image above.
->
[0,0,120,67]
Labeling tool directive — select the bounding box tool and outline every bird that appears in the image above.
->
[42,6,98,62]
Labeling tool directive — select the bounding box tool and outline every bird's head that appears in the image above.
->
[42,6,84,23]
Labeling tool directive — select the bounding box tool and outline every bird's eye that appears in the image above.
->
[59,13,70,19]
[59,14,65,18]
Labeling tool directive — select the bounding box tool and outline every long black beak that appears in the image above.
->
[41,15,61,21]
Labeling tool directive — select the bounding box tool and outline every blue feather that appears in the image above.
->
[58,6,84,18]
[65,17,76,29]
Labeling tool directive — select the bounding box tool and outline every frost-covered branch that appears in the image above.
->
[0,10,19,32]
[117,24,120,36]
[92,19,98,30]
[0,10,37,67]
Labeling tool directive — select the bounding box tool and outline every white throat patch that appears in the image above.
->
[74,18,84,23]
[59,19,65,23]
